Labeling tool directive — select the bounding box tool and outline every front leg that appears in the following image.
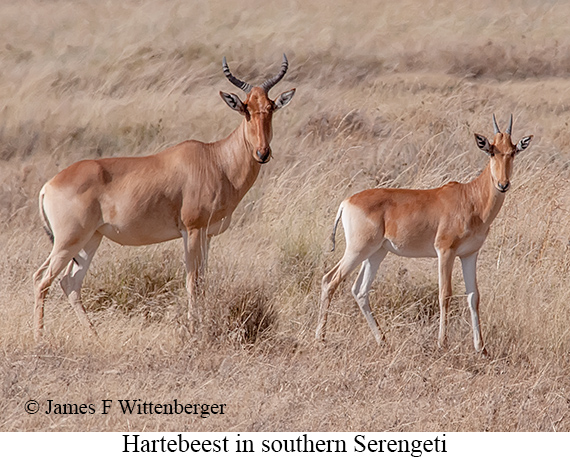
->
[181,228,209,332]
[436,247,455,349]
[460,252,487,355]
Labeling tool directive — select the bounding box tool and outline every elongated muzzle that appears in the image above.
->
[256,147,272,164]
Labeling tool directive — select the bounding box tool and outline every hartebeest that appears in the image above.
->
[316,115,532,355]
[33,54,295,340]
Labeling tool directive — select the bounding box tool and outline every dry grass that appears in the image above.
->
[1,0,569,432]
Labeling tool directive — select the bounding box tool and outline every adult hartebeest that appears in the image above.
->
[316,115,532,355]
[33,54,295,340]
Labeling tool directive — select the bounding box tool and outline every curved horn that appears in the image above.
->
[260,53,289,93]
[492,114,501,134]
[222,56,252,93]
[505,113,513,135]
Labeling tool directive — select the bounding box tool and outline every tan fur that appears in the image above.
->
[33,64,295,341]
[316,120,533,355]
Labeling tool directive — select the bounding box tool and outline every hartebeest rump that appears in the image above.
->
[33,54,295,340]
[316,115,532,355]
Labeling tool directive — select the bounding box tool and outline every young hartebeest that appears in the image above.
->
[316,115,532,355]
[33,54,295,340]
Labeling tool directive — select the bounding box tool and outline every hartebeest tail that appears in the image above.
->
[38,187,54,244]
[33,54,295,341]
[330,204,344,252]
[316,115,533,355]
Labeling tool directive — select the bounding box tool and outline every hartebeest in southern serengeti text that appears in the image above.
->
[33,55,295,341]
[316,115,532,355]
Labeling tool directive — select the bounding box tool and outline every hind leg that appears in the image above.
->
[351,248,388,344]
[33,245,82,341]
[60,232,103,337]
[316,247,379,342]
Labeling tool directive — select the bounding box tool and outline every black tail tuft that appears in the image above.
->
[330,205,343,252]
[42,225,54,244]
[39,192,55,245]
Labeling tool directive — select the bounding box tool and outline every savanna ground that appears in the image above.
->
[1,0,569,432]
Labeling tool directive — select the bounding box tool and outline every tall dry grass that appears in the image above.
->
[1,0,569,431]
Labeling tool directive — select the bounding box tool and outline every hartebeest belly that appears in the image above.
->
[344,186,493,260]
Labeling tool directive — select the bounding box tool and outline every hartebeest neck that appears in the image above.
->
[465,163,506,226]
[210,120,262,197]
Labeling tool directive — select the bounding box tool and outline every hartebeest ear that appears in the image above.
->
[516,135,533,154]
[474,133,492,155]
[274,88,296,110]
[220,91,247,115]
